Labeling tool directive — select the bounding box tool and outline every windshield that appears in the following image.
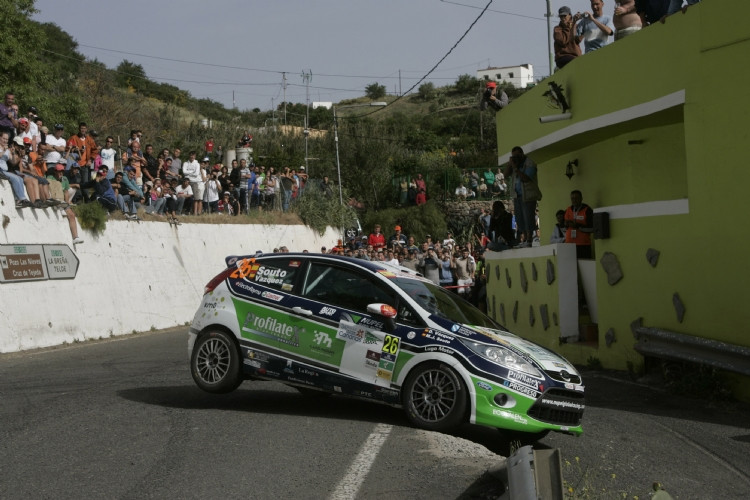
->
[391,277,499,328]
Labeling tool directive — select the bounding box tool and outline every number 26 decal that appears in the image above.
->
[383,335,400,355]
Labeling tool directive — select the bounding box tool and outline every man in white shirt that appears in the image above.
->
[42,124,67,172]
[99,136,118,177]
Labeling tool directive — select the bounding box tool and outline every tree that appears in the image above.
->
[365,82,386,100]
[454,74,480,94]
[418,82,436,101]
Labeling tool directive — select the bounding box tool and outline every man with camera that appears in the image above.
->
[480,81,508,112]
[554,6,583,69]
[576,0,615,53]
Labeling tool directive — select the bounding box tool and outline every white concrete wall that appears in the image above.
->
[0,181,339,352]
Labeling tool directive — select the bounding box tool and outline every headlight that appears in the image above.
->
[463,340,542,378]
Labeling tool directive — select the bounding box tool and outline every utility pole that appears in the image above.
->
[302,70,312,173]
[546,0,554,77]
[282,72,287,125]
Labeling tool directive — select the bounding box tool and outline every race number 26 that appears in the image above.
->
[383,335,399,355]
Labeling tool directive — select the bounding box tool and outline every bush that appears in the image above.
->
[73,202,107,235]
[361,201,448,244]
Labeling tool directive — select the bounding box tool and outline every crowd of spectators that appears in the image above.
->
[0,96,317,227]
[553,0,703,70]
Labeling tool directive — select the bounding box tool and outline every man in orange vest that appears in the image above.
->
[564,189,594,259]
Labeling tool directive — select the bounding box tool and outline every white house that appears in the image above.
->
[476,64,534,88]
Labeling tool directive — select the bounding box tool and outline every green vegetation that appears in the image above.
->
[4,0,529,236]
[73,200,107,235]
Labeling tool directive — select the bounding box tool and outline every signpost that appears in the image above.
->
[0,244,79,283]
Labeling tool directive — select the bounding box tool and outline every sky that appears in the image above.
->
[32,0,600,112]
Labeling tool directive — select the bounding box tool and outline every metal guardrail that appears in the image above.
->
[501,445,564,500]
[631,318,750,376]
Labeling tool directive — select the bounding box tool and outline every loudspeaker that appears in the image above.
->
[593,212,610,239]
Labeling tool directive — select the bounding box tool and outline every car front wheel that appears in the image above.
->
[403,362,467,432]
[191,330,243,393]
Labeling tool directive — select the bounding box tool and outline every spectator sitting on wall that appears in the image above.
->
[45,164,83,244]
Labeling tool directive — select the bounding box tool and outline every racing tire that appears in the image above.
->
[345,227,358,240]
[402,362,467,432]
[191,330,243,394]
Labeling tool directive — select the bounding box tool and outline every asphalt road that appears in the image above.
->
[1,328,748,499]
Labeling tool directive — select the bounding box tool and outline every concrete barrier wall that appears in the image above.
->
[0,181,338,352]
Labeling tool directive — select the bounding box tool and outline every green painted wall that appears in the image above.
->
[487,0,750,384]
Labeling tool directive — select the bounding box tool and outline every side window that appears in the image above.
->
[242,257,303,293]
[302,263,393,314]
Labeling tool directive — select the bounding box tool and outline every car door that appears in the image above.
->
[298,261,422,389]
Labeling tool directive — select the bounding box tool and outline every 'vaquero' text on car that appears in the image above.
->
[189,253,584,438]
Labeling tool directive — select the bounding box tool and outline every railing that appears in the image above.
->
[631,318,750,376]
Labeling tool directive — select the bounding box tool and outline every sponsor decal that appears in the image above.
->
[235,281,262,296]
[503,380,539,398]
[289,260,302,268]
[476,380,493,391]
[243,359,262,368]
[366,350,381,362]
[337,325,379,345]
[287,376,314,386]
[319,306,337,316]
[358,317,385,330]
[456,326,477,337]
[314,332,333,348]
[491,409,528,425]
[424,346,455,355]
[203,302,217,309]
[243,311,302,347]
[376,270,397,277]
[356,390,374,398]
[565,383,585,392]
[246,350,270,362]
[284,360,294,374]
[507,370,543,390]
[261,291,283,302]
[540,399,585,411]
[282,284,293,292]
[451,324,460,332]
[297,367,319,378]
[407,331,416,340]
[553,362,567,368]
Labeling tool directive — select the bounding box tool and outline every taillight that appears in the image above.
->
[204,267,234,295]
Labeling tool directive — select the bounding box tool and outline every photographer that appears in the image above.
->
[554,6,583,69]
[576,0,614,53]
[480,81,508,112]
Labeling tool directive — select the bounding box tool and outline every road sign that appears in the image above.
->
[0,244,79,283]
[43,245,79,279]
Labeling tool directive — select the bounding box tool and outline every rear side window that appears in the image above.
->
[242,257,303,293]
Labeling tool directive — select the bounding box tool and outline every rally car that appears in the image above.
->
[189,253,584,438]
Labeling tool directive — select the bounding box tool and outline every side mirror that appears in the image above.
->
[367,303,398,333]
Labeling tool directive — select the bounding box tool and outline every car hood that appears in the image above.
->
[439,319,579,375]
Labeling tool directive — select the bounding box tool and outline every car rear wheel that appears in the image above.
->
[403,362,467,432]
[191,330,243,393]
